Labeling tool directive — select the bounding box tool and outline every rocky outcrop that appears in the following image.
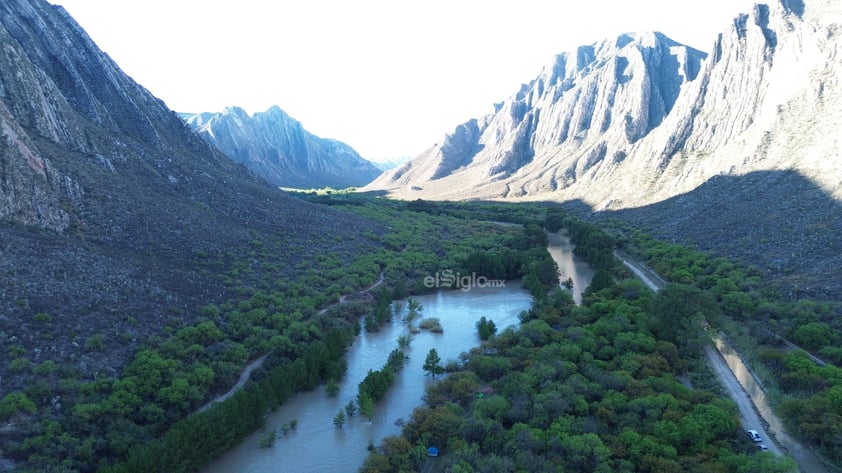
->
[0,100,80,230]
[0,0,241,232]
[365,0,842,211]
[182,106,382,189]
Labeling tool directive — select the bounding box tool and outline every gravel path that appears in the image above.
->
[197,354,269,413]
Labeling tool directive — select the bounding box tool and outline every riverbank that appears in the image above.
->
[202,285,533,473]
[546,231,595,304]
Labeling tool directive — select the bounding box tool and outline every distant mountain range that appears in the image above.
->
[371,155,413,171]
[181,106,382,189]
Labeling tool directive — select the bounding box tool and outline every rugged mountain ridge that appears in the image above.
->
[365,0,841,210]
[182,106,382,189]
[365,31,708,200]
[364,0,842,299]
[0,0,378,410]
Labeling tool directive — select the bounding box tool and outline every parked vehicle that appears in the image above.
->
[747,429,762,442]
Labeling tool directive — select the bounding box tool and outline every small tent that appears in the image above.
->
[427,447,439,457]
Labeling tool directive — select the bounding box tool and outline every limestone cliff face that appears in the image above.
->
[366,31,707,200]
[0,100,80,229]
[182,106,382,189]
[365,0,842,210]
[640,0,842,207]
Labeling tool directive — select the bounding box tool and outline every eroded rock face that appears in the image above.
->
[182,106,383,189]
[0,0,233,231]
[365,31,708,199]
[0,101,77,230]
[365,1,842,210]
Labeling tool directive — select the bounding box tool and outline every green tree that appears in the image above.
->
[397,333,413,348]
[386,349,407,372]
[793,321,835,351]
[423,348,444,378]
[259,430,277,448]
[476,317,497,340]
[585,269,614,295]
[345,399,358,417]
[358,392,375,421]
[650,284,718,355]
[85,333,106,352]
[405,298,423,326]
[0,391,37,419]
[326,378,340,397]
[333,409,346,429]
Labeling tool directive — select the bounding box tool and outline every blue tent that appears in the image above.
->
[427,447,439,457]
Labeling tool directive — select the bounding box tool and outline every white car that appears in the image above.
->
[757,444,769,451]
[747,429,762,442]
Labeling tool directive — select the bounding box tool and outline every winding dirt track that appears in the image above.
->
[197,354,268,413]
[198,272,386,414]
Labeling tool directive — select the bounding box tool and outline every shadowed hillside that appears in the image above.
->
[595,170,842,300]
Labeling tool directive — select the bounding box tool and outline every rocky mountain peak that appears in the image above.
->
[182,106,382,189]
[364,0,842,299]
[365,0,840,209]
[366,28,707,197]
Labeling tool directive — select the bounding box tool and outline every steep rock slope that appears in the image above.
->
[366,0,841,210]
[0,0,378,402]
[182,106,382,188]
[365,31,708,200]
[364,0,842,299]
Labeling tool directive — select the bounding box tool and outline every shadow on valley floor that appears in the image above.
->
[573,170,842,301]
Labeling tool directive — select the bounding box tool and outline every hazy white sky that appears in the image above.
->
[53,0,756,162]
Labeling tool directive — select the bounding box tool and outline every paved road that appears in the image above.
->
[617,251,668,291]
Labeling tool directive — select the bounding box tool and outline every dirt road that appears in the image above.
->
[704,345,782,455]
[197,353,268,413]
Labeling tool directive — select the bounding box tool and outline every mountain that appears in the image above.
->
[181,106,382,189]
[0,0,378,410]
[371,155,413,171]
[364,0,842,298]
[365,0,841,209]
[364,30,708,200]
